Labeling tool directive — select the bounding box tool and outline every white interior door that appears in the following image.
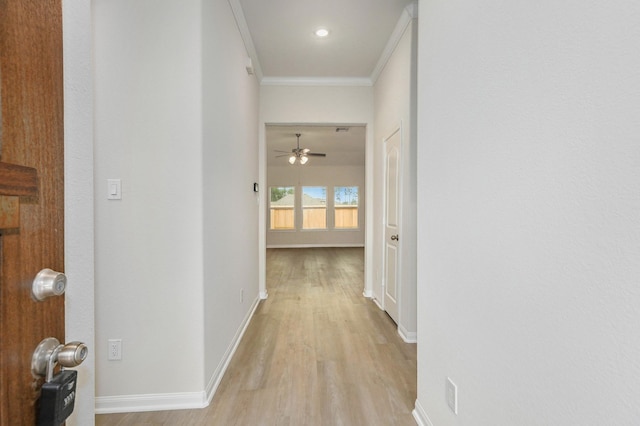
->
[383,128,401,324]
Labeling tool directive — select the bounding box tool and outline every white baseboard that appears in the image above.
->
[260,290,268,299]
[412,399,434,426]
[372,296,384,310]
[205,295,260,404]
[266,243,365,248]
[367,296,415,343]
[95,391,207,414]
[398,324,417,343]
[95,295,262,414]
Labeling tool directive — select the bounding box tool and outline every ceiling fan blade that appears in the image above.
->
[275,134,323,163]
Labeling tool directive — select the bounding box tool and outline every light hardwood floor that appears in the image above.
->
[96,248,417,425]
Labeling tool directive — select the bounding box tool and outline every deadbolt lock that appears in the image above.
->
[32,269,67,301]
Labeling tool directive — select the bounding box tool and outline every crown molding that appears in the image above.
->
[260,77,373,87]
[369,1,418,85]
[229,0,417,87]
[228,0,264,81]
[406,1,419,19]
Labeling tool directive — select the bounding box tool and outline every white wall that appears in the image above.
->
[415,0,640,425]
[63,0,95,424]
[201,0,260,394]
[259,85,375,297]
[267,165,365,247]
[94,0,205,399]
[93,0,260,412]
[373,17,417,339]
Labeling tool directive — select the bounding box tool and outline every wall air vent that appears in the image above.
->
[335,127,350,132]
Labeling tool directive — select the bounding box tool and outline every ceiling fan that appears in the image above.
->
[275,133,326,165]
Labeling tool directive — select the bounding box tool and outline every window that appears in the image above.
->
[269,186,295,230]
[334,186,358,229]
[269,185,358,231]
[302,186,327,229]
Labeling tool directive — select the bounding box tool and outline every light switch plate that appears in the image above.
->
[107,179,121,200]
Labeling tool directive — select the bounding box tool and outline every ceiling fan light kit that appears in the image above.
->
[288,152,309,165]
[277,133,326,165]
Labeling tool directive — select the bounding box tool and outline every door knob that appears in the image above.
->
[32,268,67,301]
[391,235,399,241]
[32,337,88,382]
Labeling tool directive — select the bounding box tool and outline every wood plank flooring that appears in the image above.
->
[96,247,417,425]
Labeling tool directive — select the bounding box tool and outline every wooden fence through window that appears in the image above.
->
[270,206,358,230]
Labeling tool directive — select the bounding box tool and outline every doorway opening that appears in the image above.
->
[266,124,365,247]
[263,123,367,295]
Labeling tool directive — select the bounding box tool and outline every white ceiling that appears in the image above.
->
[237,0,415,82]
[267,125,366,167]
[236,0,414,166]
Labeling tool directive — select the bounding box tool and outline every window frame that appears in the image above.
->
[301,186,328,230]
[333,186,359,230]
[268,186,296,231]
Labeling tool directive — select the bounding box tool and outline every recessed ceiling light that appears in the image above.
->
[315,28,329,38]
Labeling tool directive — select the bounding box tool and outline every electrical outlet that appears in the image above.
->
[446,377,458,414]
[108,339,122,361]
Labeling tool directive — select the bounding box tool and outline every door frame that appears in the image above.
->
[259,121,374,299]
[62,0,96,424]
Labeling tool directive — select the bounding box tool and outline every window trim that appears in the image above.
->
[268,186,296,231]
[333,185,360,230]
[302,186,328,230]
[268,185,361,232]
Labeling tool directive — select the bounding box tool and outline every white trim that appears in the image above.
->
[204,295,261,404]
[370,2,418,84]
[227,0,264,81]
[260,290,269,299]
[63,0,95,424]
[412,399,434,426]
[398,324,417,343]
[96,296,261,414]
[406,1,418,19]
[258,123,267,317]
[260,76,372,87]
[95,392,207,414]
[363,122,375,299]
[266,243,365,249]
[227,0,417,87]
[372,296,384,311]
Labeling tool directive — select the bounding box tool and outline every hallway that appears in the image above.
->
[96,248,417,425]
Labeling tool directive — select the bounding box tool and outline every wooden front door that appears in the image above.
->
[0,0,65,424]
